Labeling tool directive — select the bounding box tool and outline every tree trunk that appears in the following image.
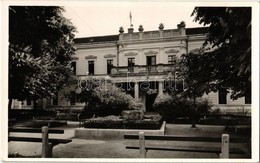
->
[191,91,196,128]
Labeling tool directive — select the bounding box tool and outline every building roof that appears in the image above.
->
[74,27,209,44]
[74,35,119,43]
[186,27,209,35]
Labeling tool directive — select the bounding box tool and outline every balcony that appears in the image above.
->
[111,64,176,76]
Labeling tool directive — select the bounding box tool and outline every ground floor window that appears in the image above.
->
[218,89,227,104]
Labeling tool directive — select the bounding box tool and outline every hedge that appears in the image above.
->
[83,115,163,130]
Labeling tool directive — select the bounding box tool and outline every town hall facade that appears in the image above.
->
[11,22,251,115]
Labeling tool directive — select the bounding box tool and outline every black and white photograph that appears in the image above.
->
[1,1,259,162]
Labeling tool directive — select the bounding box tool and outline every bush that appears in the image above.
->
[83,115,123,129]
[153,94,212,122]
[124,114,163,129]
[83,115,162,129]
[82,87,139,117]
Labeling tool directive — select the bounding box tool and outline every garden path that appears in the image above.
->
[8,123,250,158]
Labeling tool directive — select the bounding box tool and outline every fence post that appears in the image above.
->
[220,134,229,158]
[139,132,146,158]
[42,126,49,158]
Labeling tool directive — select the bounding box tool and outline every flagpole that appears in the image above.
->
[130,12,132,28]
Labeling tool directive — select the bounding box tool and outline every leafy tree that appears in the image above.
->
[191,7,251,100]
[153,93,212,123]
[9,6,76,110]
[180,51,216,127]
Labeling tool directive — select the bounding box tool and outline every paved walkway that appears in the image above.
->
[8,123,250,158]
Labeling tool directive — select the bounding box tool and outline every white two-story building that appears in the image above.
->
[12,22,251,114]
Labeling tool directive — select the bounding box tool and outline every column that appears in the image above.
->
[135,82,139,102]
[158,80,164,95]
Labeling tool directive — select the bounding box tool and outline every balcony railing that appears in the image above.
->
[111,64,176,76]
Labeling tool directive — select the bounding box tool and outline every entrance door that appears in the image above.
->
[145,93,157,112]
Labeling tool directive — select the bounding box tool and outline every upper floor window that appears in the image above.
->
[128,58,135,67]
[168,55,176,64]
[71,62,76,75]
[147,56,156,66]
[88,61,94,75]
[218,89,227,104]
[107,60,113,74]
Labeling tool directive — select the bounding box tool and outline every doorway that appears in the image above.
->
[145,93,157,112]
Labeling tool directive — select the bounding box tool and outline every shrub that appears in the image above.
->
[153,94,212,122]
[82,115,162,129]
[124,114,163,129]
[82,87,139,117]
[83,115,123,129]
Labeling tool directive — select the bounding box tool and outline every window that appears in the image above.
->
[128,58,135,72]
[107,60,113,74]
[71,62,76,74]
[245,90,251,104]
[88,61,94,75]
[168,55,176,64]
[53,92,58,105]
[128,58,135,67]
[147,56,156,66]
[218,89,227,104]
[70,91,76,105]
[26,97,31,106]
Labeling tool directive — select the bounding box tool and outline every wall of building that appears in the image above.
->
[12,26,249,114]
[74,45,117,76]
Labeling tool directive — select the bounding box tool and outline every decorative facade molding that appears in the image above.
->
[104,54,116,58]
[165,49,179,54]
[124,52,138,56]
[144,50,158,55]
[85,55,97,59]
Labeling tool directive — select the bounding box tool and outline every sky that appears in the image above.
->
[63,2,204,38]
